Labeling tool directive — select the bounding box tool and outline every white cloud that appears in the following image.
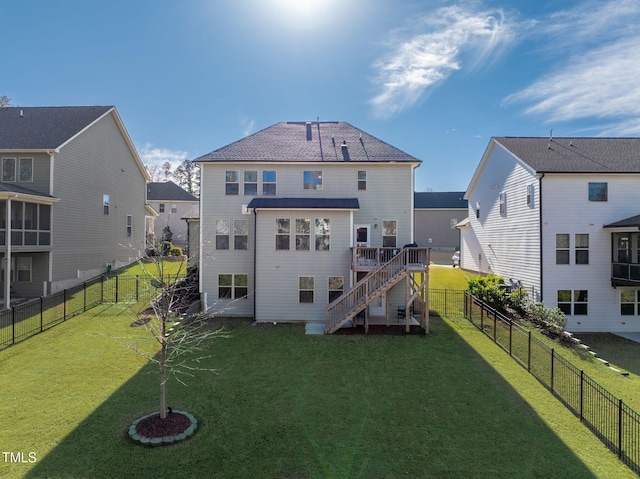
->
[370,5,519,118]
[240,117,256,137]
[504,0,640,133]
[139,143,189,180]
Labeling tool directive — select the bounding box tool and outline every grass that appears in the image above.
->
[1,299,637,478]
[429,264,478,290]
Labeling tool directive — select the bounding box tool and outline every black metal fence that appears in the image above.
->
[0,275,165,351]
[463,292,640,474]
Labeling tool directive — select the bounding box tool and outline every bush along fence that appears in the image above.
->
[464,292,640,475]
[0,275,167,351]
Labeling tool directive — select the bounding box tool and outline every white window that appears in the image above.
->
[328,276,344,302]
[303,170,323,190]
[575,234,589,265]
[19,158,33,182]
[103,194,110,215]
[2,158,16,182]
[170,204,177,214]
[296,218,310,251]
[159,203,165,213]
[216,220,230,249]
[382,220,397,247]
[357,170,366,190]
[16,257,31,282]
[588,182,607,202]
[315,218,330,251]
[263,171,276,195]
[234,219,248,250]
[225,171,239,195]
[558,290,588,315]
[126,215,132,237]
[218,274,248,299]
[244,170,258,195]
[499,192,506,216]
[621,290,640,316]
[299,276,314,303]
[276,218,290,250]
[526,184,534,206]
[556,234,570,264]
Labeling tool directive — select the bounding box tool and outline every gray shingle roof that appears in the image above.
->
[195,122,420,163]
[147,181,198,201]
[604,214,640,229]
[494,137,640,173]
[414,192,467,209]
[0,182,55,198]
[0,106,113,150]
[247,198,359,210]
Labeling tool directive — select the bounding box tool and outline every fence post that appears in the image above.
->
[136,275,139,303]
[580,370,584,421]
[63,289,67,321]
[619,398,623,459]
[527,331,531,371]
[509,320,513,356]
[12,306,15,345]
[101,275,104,303]
[480,303,484,331]
[493,309,497,342]
[115,275,119,303]
[550,348,555,392]
[40,297,44,332]
[83,282,87,311]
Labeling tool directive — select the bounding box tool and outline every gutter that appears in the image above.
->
[538,172,545,301]
[252,208,257,324]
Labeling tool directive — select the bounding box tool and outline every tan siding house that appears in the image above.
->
[0,106,150,304]
[195,121,428,333]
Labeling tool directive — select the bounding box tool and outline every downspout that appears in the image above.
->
[4,195,17,309]
[538,173,545,301]
[252,208,257,324]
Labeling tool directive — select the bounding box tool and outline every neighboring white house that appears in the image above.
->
[461,136,640,334]
[146,181,198,249]
[0,106,150,304]
[194,121,428,333]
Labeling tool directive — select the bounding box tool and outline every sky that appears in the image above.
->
[2,0,640,192]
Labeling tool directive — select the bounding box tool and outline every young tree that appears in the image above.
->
[129,257,228,421]
[0,96,12,107]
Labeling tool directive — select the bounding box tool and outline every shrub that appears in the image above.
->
[467,274,507,309]
[524,299,566,335]
[170,246,183,256]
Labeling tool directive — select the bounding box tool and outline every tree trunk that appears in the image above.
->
[159,319,168,419]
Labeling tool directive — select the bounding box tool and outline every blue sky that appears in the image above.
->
[3,0,640,192]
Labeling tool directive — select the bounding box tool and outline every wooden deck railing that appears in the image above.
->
[326,248,429,333]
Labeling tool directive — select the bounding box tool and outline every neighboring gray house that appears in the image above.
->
[146,181,198,249]
[194,121,428,333]
[461,136,640,334]
[0,106,150,305]
[414,192,467,264]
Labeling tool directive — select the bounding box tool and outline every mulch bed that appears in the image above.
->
[135,411,192,437]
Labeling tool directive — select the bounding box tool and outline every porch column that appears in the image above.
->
[4,197,11,309]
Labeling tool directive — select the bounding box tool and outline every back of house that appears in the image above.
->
[195,121,424,328]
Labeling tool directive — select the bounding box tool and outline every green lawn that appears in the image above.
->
[1,299,636,478]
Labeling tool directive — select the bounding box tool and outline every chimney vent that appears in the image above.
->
[341,141,351,162]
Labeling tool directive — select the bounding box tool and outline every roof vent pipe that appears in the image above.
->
[341,141,351,162]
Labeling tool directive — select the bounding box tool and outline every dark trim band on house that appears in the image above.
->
[247,198,360,210]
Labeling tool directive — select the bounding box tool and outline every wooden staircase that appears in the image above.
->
[325,248,428,334]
